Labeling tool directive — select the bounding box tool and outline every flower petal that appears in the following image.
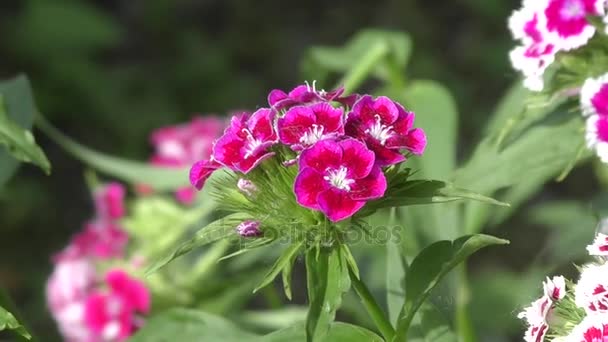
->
[294,167,327,209]
[237,151,275,174]
[317,188,365,222]
[299,139,342,173]
[368,139,406,167]
[278,106,316,145]
[311,102,344,134]
[350,167,387,200]
[212,132,245,171]
[189,159,220,190]
[248,108,277,142]
[339,138,374,178]
[268,89,288,107]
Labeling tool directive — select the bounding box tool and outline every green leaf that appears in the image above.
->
[0,305,31,340]
[254,241,304,293]
[36,114,189,190]
[146,213,250,275]
[260,322,384,342]
[239,306,308,331]
[454,111,586,195]
[305,247,351,342]
[0,75,48,187]
[408,304,457,342]
[129,308,257,341]
[394,234,509,340]
[373,180,508,209]
[302,29,412,85]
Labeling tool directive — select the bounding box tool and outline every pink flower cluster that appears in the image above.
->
[149,116,225,204]
[47,183,150,342]
[509,0,605,91]
[189,83,427,223]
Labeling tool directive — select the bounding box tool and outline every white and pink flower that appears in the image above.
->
[564,315,608,341]
[585,115,608,163]
[587,233,608,256]
[543,0,604,51]
[581,74,608,116]
[544,275,567,301]
[518,295,552,342]
[575,263,608,313]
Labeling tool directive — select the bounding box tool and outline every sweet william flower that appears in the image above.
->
[585,115,608,163]
[294,138,387,222]
[268,82,357,110]
[236,220,262,237]
[544,275,567,301]
[94,183,126,220]
[84,270,150,342]
[345,95,426,166]
[564,315,608,342]
[518,295,552,342]
[581,74,608,117]
[189,159,222,190]
[587,233,608,256]
[213,108,278,174]
[277,102,344,151]
[543,0,604,51]
[574,263,608,313]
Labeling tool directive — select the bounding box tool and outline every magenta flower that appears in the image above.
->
[84,270,150,341]
[236,220,262,237]
[268,82,357,110]
[294,138,386,222]
[345,95,426,166]
[213,108,278,173]
[277,102,345,150]
[544,0,603,50]
[189,159,222,190]
[94,183,126,220]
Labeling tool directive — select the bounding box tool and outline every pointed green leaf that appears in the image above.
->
[394,234,509,340]
[373,179,508,210]
[36,114,189,190]
[254,241,304,293]
[0,305,31,340]
[305,247,351,342]
[146,213,250,275]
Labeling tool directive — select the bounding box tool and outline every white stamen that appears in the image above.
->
[365,114,394,145]
[241,128,262,158]
[324,166,355,191]
[299,124,326,146]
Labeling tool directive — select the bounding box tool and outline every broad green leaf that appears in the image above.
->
[254,241,304,293]
[260,322,384,342]
[372,179,508,209]
[394,234,509,340]
[146,213,250,275]
[302,29,412,85]
[305,247,351,342]
[454,112,585,195]
[400,80,458,179]
[0,305,31,340]
[129,309,257,341]
[0,75,44,188]
[36,115,189,190]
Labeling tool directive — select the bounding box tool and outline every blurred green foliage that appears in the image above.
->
[0,0,600,341]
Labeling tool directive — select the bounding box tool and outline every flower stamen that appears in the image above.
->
[324,166,355,191]
[365,114,394,145]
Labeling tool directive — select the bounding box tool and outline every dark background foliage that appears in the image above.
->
[1,0,596,340]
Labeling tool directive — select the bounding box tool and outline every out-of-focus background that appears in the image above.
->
[0,0,599,341]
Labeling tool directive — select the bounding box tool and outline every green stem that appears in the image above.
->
[349,268,395,341]
[339,41,389,94]
[454,264,476,342]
